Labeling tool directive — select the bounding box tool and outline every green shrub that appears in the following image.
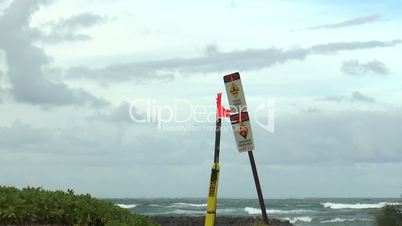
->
[252,219,268,226]
[0,186,158,226]
[376,205,402,226]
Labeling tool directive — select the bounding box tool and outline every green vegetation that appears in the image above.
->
[376,205,402,226]
[0,186,159,226]
[252,220,268,226]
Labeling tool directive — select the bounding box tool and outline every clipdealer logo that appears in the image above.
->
[128,98,275,133]
[254,98,275,133]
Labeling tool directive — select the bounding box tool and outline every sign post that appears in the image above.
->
[224,72,269,225]
[247,151,269,224]
[204,115,221,226]
[205,93,230,226]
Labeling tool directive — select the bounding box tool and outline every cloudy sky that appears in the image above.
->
[1,0,401,198]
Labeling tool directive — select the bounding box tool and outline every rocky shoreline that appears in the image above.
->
[149,215,295,226]
[1,216,294,226]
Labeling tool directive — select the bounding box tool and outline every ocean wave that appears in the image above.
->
[170,209,205,215]
[217,208,237,214]
[244,207,315,215]
[321,218,372,223]
[283,216,313,224]
[149,204,162,207]
[171,202,207,208]
[116,204,137,209]
[321,202,401,209]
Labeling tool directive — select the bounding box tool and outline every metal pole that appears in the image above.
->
[214,118,222,163]
[248,151,269,224]
[205,117,222,226]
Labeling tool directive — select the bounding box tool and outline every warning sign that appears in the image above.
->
[238,123,248,139]
[224,72,247,113]
[230,112,254,152]
[230,82,240,98]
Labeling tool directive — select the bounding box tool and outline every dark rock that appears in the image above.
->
[149,215,294,226]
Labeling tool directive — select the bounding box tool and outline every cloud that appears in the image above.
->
[307,14,382,30]
[310,40,401,54]
[1,107,402,197]
[254,109,402,165]
[300,107,321,114]
[351,91,375,103]
[91,102,145,124]
[320,96,344,102]
[0,0,108,106]
[35,13,108,43]
[1,107,401,167]
[0,120,208,166]
[0,120,51,149]
[0,70,4,103]
[319,91,375,103]
[341,59,389,76]
[65,40,402,83]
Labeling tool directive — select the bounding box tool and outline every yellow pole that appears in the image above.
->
[205,95,223,226]
[205,163,220,226]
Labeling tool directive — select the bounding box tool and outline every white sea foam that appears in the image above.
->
[170,209,205,215]
[283,217,313,224]
[244,207,315,215]
[218,208,237,214]
[116,204,137,209]
[321,218,353,223]
[321,218,372,223]
[171,202,207,208]
[321,202,401,209]
[244,207,260,214]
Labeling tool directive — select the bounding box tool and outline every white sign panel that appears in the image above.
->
[224,72,247,113]
[230,112,254,152]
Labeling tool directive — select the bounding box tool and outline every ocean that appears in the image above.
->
[108,198,401,226]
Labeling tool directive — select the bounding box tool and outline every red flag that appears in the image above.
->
[216,93,231,118]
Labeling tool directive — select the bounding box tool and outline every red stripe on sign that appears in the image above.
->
[230,112,250,124]
[223,72,240,83]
